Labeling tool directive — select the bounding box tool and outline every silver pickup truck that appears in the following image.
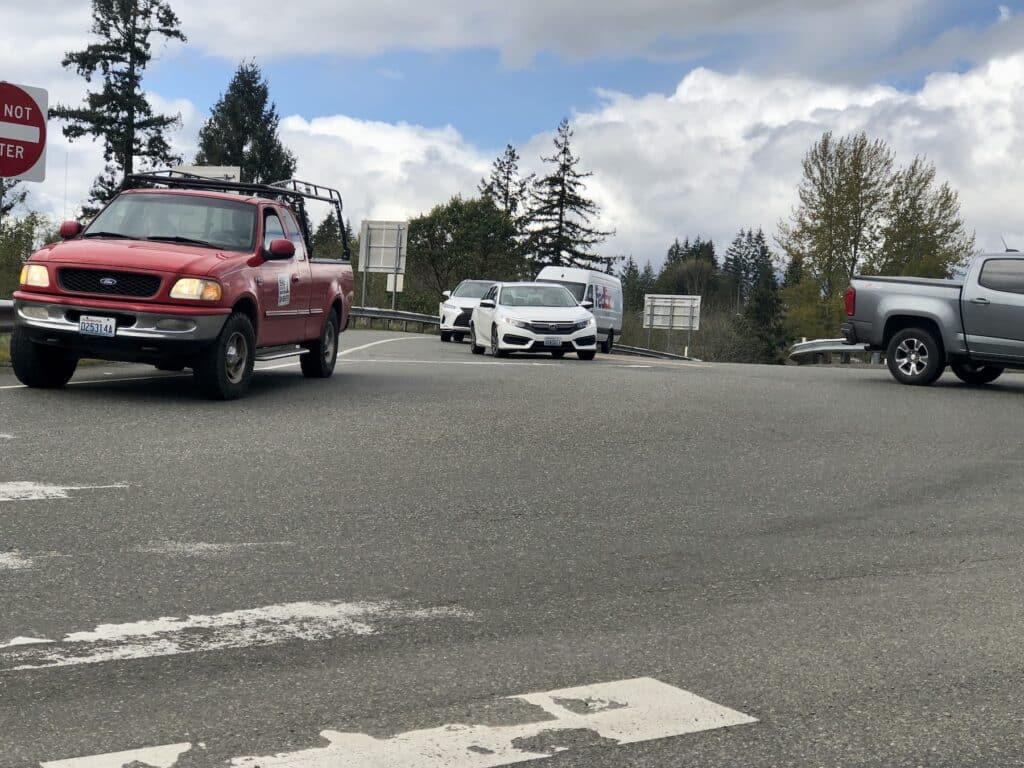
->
[842,253,1024,386]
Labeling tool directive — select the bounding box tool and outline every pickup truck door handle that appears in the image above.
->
[291,274,301,283]
[969,297,991,305]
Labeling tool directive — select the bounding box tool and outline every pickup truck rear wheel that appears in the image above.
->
[10,327,78,388]
[886,327,944,386]
[951,360,1004,385]
[301,311,339,379]
[193,312,255,400]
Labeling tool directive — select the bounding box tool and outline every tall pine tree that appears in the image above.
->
[195,61,297,184]
[0,179,28,228]
[479,145,534,220]
[53,0,187,215]
[524,119,614,272]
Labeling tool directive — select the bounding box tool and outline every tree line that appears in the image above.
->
[2,0,977,364]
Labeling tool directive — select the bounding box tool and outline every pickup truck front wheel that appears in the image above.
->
[10,327,78,389]
[951,360,1004,386]
[886,327,944,386]
[193,312,255,400]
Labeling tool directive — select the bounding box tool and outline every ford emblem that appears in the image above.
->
[100,277,118,287]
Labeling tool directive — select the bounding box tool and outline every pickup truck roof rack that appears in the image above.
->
[123,170,351,260]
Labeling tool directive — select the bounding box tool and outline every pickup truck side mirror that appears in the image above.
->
[479,299,495,309]
[581,300,594,310]
[59,221,82,239]
[442,290,452,299]
[265,239,295,260]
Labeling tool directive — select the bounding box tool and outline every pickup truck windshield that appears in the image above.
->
[499,285,578,308]
[85,193,257,252]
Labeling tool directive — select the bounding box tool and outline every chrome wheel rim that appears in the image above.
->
[895,338,929,377]
[324,323,336,365]
[225,332,248,384]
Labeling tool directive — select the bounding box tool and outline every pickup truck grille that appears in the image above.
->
[58,268,161,298]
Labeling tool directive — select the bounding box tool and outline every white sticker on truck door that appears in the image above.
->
[278,274,290,306]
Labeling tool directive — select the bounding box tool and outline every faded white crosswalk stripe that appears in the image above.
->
[0,482,128,502]
[42,677,756,768]
[0,600,475,672]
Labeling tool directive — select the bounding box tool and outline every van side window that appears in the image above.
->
[979,259,1024,295]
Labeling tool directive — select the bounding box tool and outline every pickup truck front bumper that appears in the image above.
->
[13,296,229,363]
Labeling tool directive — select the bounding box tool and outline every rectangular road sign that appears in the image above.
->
[359,220,408,273]
[643,294,701,331]
[0,81,48,182]
[386,273,404,293]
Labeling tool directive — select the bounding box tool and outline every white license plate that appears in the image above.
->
[543,337,563,347]
[79,315,116,338]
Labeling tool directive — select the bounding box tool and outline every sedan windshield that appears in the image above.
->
[499,285,579,308]
[452,281,494,299]
[85,193,257,252]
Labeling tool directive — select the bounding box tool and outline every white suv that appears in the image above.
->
[438,280,495,342]
[468,282,598,360]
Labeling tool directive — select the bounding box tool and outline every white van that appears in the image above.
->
[536,266,623,353]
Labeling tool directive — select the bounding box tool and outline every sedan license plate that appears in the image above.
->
[543,336,563,347]
[79,315,116,338]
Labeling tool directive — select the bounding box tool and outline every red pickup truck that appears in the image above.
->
[11,172,354,399]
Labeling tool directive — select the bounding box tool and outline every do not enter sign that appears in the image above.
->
[0,82,48,182]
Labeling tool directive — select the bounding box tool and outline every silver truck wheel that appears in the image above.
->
[886,328,943,386]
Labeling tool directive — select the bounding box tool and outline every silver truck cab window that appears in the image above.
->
[979,259,1024,295]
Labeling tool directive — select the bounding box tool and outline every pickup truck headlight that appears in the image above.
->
[171,278,222,301]
[19,264,49,288]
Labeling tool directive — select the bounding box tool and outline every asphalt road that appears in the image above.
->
[2,330,1024,767]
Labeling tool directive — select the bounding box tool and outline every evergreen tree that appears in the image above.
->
[479,144,534,220]
[1,179,28,225]
[310,212,345,260]
[619,257,643,312]
[639,261,657,297]
[523,119,614,272]
[743,245,786,363]
[665,238,685,266]
[722,230,752,310]
[53,0,187,215]
[195,61,297,184]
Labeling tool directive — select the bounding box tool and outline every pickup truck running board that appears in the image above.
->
[254,345,310,362]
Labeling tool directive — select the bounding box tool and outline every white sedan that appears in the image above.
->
[438,280,495,342]
[468,282,598,360]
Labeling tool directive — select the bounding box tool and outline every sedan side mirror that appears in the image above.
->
[581,300,594,310]
[442,290,452,299]
[265,238,295,260]
[479,299,495,309]
[59,221,82,239]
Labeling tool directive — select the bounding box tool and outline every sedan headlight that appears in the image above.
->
[574,317,595,331]
[500,316,529,329]
[19,264,49,288]
[171,278,222,301]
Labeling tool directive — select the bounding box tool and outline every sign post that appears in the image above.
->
[358,220,408,309]
[0,81,48,228]
[642,294,702,354]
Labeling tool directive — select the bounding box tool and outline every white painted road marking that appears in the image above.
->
[340,336,432,357]
[0,636,54,650]
[47,678,755,768]
[0,600,474,672]
[0,551,35,570]
[132,540,293,557]
[41,742,192,768]
[0,433,14,439]
[0,482,127,502]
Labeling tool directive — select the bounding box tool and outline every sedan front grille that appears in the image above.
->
[58,269,162,298]
[526,321,578,335]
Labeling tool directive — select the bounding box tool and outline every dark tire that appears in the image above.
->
[193,312,256,400]
[551,350,566,359]
[490,325,508,357]
[578,350,597,361]
[469,324,484,355]
[951,360,1003,385]
[301,311,339,379]
[886,327,944,386]
[600,330,614,354]
[10,327,77,388]
[440,331,452,342]
[453,334,464,343]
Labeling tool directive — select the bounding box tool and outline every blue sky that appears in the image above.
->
[8,0,1024,258]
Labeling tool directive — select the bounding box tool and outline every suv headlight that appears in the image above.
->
[171,278,222,301]
[19,264,49,288]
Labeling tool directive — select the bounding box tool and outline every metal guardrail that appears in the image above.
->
[0,300,12,334]
[613,343,698,361]
[789,338,872,364]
